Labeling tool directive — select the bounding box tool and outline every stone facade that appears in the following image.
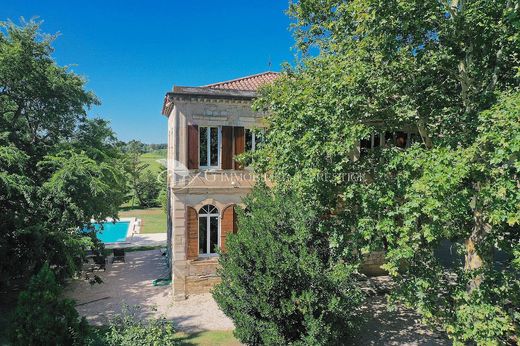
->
[163,83,266,300]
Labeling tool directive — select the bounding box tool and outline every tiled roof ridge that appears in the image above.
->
[201,71,279,91]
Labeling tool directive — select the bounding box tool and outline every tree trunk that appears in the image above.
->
[465,209,491,292]
[417,120,433,149]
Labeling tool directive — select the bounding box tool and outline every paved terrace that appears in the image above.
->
[65,250,450,344]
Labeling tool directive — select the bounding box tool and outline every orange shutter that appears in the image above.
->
[233,207,238,233]
[187,207,198,259]
[220,205,235,252]
[233,127,244,170]
[221,126,233,169]
[187,124,199,169]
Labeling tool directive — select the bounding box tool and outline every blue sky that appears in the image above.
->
[2,1,295,143]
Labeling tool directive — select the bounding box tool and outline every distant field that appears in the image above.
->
[140,149,167,174]
[119,207,166,234]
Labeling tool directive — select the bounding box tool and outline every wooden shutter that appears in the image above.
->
[220,205,235,252]
[187,124,199,169]
[221,126,233,169]
[187,207,198,260]
[233,126,244,170]
[233,207,238,233]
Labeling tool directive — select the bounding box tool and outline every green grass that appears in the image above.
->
[175,330,240,346]
[119,207,166,234]
[140,149,167,174]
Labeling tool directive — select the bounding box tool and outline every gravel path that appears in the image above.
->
[65,250,451,344]
[64,250,233,331]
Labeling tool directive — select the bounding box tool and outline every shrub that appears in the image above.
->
[10,263,89,345]
[101,305,178,346]
[213,184,363,345]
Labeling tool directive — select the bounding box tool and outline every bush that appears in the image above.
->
[10,263,89,345]
[213,184,363,345]
[101,305,178,346]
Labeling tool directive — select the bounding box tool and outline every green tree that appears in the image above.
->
[213,184,362,345]
[124,146,161,208]
[10,263,89,345]
[0,20,127,285]
[251,1,519,343]
[135,169,161,207]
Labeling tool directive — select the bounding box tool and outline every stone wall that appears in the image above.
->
[359,251,387,276]
[185,258,221,295]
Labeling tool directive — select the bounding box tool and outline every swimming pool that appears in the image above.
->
[91,221,131,243]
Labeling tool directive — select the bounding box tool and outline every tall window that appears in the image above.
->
[360,132,382,155]
[198,204,219,255]
[361,131,421,155]
[199,127,220,168]
[245,128,265,152]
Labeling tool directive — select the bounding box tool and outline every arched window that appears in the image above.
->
[199,204,219,255]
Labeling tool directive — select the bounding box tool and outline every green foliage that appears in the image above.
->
[100,305,178,346]
[10,263,89,346]
[124,146,162,208]
[447,296,515,345]
[213,184,363,345]
[120,140,166,154]
[252,1,520,343]
[135,170,161,208]
[0,20,128,285]
[158,187,168,213]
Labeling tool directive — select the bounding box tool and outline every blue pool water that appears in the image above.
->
[90,221,130,243]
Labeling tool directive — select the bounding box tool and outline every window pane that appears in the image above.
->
[199,216,207,254]
[209,216,218,253]
[199,127,208,167]
[409,133,420,146]
[208,205,218,214]
[360,136,371,155]
[384,131,393,146]
[373,133,381,148]
[395,131,407,148]
[210,127,218,166]
[245,129,253,152]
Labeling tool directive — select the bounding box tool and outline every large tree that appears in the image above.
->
[0,21,127,285]
[250,0,519,343]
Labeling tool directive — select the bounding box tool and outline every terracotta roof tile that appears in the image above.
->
[202,71,279,91]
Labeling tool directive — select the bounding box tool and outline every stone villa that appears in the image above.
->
[161,72,279,300]
[162,71,420,300]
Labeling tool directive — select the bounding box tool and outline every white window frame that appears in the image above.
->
[245,128,264,152]
[370,132,383,148]
[360,132,383,152]
[198,205,220,257]
[199,126,221,169]
[360,131,419,151]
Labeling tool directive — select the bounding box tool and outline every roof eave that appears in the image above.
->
[161,86,257,116]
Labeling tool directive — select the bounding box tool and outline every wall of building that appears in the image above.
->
[167,96,263,300]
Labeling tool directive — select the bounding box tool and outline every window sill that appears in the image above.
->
[192,255,219,263]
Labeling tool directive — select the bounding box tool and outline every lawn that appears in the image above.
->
[119,207,166,234]
[140,149,167,174]
[176,330,240,346]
